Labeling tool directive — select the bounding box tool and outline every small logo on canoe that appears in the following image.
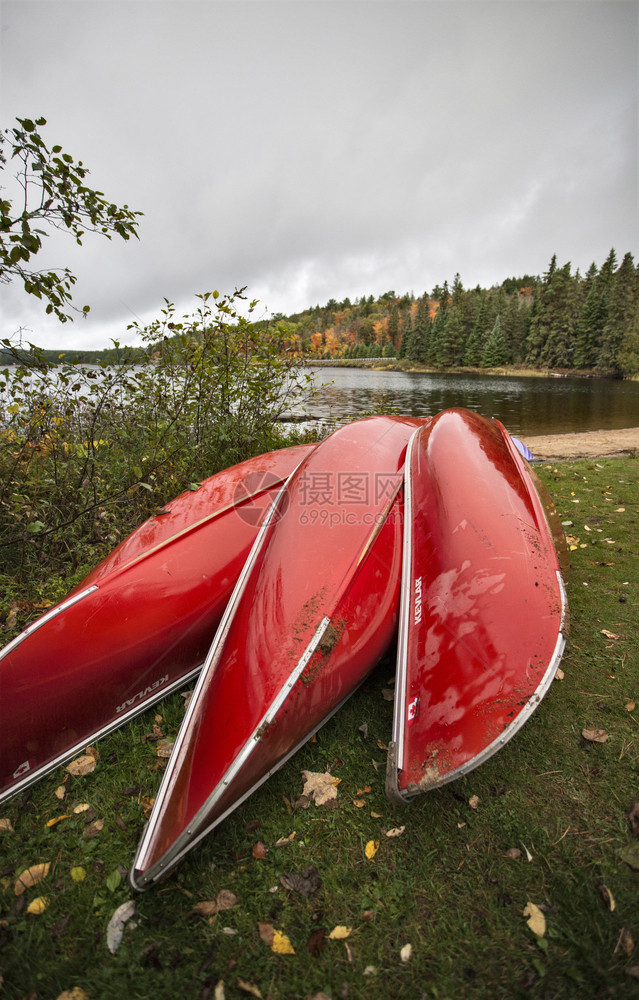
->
[116,674,169,714]
[12,760,32,780]
[233,471,290,526]
[407,696,420,725]
[414,576,423,625]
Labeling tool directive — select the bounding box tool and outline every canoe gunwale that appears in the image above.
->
[0,585,98,664]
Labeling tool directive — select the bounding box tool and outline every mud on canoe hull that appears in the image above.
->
[0,444,314,806]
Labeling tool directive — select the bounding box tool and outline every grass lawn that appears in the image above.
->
[1,456,637,1000]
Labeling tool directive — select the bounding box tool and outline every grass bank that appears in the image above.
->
[1,457,638,999]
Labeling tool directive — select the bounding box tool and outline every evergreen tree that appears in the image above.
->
[573,262,604,368]
[598,252,637,374]
[482,315,509,367]
[398,316,412,359]
[463,292,488,366]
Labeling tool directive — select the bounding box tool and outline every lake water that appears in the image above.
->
[300,367,639,437]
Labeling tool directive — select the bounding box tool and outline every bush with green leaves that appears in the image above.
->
[0,288,316,585]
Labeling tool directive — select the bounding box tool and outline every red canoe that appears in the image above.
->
[0,443,314,805]
[131,415,422,888]
[386,409,568,802]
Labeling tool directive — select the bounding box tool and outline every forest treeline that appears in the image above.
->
[270,249,639,376]
[3,249,638,376]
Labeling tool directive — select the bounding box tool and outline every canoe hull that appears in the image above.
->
[387,408,568,801]
[0,444,314,805]
[132,415,423,887]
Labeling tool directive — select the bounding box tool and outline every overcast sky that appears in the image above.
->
[1,0,637,351]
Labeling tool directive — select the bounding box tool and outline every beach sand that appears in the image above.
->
[523,426,639,462]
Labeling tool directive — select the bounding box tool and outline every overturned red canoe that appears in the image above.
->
[131,415,422,888]
[0,443,314,806]
[386,408,568,802]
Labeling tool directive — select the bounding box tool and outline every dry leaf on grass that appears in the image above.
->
[601,630,620,641]
[252,841,269,860]
[328,925,352,940]
[614,926,634,957]
[237,980,262,998]
[504,848,522,860]
[66,754,96,776]
[523,902,546,937]
[56,989,90,1000]
[106,899,136,954]
[280,866,321,898]
[307,928,327,956]
[365,840,379,860]
[15,862,50,895]
[625,700,636,712]
[400,943,413,963]
[27,896,49,915]
[0,818,14,833]
[582,727,609,743]
[156,741,174,758]
[385,826,405,838]
[599,885,616,911]
[193,890,238,917]
[468,795,479,809]
[301,770,340,806]
[83,819,104,840]
[54,785,66,800]
[275,831,296,846]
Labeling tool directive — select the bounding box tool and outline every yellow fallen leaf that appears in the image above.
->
[601,630,620,641]
[66,754,96,776]
[523,902,546,937]
[600,885,616,911]
[582,727,609,743]
[353,799,366,808]
[0,818,14,833]
[73,803,91,814]
[328,925,352,940]
[272,929,295,954]
[626,701,636,712]
[27,895,49,915]
[370,811,382,818]
[70,866,86,882]
[15,862,50,895]
[56,989,90,1000]
[45,814,71,828]
[615,507,626,513]
[365,840,379,860]
[275,831,296,846]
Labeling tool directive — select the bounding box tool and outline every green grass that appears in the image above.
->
[1,457,638,1000]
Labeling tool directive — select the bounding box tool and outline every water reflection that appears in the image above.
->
[302,368,639,436]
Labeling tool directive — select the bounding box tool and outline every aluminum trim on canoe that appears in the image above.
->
[131,613,332,888]
[132,470,300,878]
[390,427,419,773]
[0,586,99,663]
[389,570,568,800]
[0,663,202,807]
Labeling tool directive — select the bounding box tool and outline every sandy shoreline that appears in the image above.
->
[522,426,639,461]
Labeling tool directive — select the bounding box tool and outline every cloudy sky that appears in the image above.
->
[1,0,637,350]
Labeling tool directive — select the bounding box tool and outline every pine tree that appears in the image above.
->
[463,292,488,366]
[482,315,509,367]
[598,252,637,374]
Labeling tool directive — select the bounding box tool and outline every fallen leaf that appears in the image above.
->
[301,770,340,806]
[400,943,413,963]
[328,925,352,940]
[521,842,534,862]
[0,818,14,833]
[54,785,66,800]
[555,668,565,681]
[106,899,136,954]
[614,926,635,957]
[358,723,368,738]
[214,981,225,1000]
[73,803,91,814]
[353,799,366,808]
[70,866,86,883]
[139,795,155,818]
[307,994,331,1000]
[385,826,405,838]
[237,980,262,998]
[468,795,479,809]
[599,885,616,911]
[252,841,269,860]
[365,840,379,860]
[523,901,546,937]
[55,990,89,1000]
[582,727,609,743]
[156,741,174,758]
[357,786,372,796]
[625,700,636,712]
[83,819,104,840]
[272,929,295,954]
[376,739,387,751]
[601,630,620,641]
[363,965,377,976]
[370,811,382,818]
[193,900,219,917]
[258,921,274,946]
[307,928,327,956]
[275,831,296,846]
[66,754,96,776]
[26,896,49,915]
[45,814,71,828]
[382,688,394,701]
[220,926,237,935]
[505,848,522,860]
[615,507,626,513]
[280,866,321,898]
[216,889,238,911]
[15,862,50,895]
